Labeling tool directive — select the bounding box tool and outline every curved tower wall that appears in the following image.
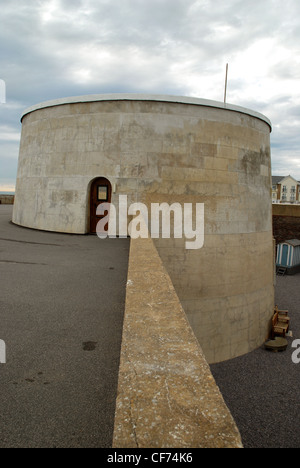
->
[13,94,274,362]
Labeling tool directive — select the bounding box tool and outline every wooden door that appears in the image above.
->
[90,178,112,234]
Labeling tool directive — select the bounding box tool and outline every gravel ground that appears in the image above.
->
[210,274,300,449]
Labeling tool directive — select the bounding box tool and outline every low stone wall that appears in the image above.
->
[273,204,300,245]
[0,195,14,205]
[113,232,243,448]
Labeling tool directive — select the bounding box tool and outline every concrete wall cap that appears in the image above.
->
[21,93,272,130]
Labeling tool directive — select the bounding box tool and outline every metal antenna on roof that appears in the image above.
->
[224,63,228,105]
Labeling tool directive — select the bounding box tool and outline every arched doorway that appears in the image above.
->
[90,177,112,234]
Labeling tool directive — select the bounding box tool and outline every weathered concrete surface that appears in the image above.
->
[13,95,272,238]
[113,232,243,448]
[13,95,274,363]
[20,94,272,127]
[0,206,130,448]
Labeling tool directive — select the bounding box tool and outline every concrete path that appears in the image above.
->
[0,206,130,448]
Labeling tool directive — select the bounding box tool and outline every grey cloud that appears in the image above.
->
[1,0,300,186]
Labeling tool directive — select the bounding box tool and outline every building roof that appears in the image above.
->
[20,93,272,130]
[272,176,285,185]
[272,175,300,185]
[284,239,300,247]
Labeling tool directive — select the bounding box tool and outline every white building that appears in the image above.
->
[272,175,300,204]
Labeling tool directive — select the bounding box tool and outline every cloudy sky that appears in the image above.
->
[1,0,300,191]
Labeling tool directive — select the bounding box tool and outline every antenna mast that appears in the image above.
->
[224,63,228,104]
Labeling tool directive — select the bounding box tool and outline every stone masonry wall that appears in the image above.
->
[113,229,243,448]
[13,96,274,363]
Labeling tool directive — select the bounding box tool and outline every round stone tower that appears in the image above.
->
[13,94,274,363]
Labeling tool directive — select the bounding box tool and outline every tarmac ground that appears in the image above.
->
[0,206,130,448]
[211,274,300,448]
[1,205,299,449]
